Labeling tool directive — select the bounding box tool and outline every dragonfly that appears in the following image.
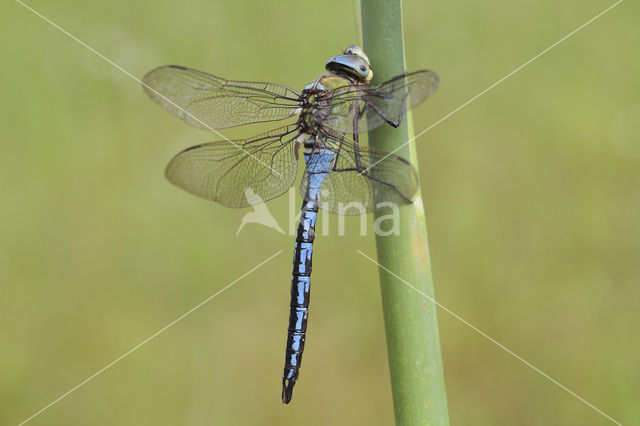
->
[142,45,438,404]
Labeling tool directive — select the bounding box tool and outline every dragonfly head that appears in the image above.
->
[325,45,373,82]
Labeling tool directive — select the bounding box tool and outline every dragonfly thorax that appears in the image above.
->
[297,78,330,133]
[303,80,326,93]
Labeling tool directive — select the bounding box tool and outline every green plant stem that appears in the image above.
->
[361,1,450,425]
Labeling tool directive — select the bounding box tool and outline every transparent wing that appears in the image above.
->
[300,129,419,215]
[167,125,300,207]
[143,65,302,130]
[316,70,439,134]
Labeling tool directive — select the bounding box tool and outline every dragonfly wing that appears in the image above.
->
[143,65,302,130]
[300,130,419,215]
[167,125,300,207]
[318,70,439,134]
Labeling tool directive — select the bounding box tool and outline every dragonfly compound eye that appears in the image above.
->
[325,54,372,82]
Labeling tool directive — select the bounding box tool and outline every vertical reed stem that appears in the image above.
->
[361,1,450,424]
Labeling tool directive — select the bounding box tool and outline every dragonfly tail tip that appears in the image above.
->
[281,378,296,404]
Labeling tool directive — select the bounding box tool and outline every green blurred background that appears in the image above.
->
[1,0,638,424]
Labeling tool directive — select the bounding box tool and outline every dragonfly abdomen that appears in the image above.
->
[282,229,314,403]
[282,148,334,404]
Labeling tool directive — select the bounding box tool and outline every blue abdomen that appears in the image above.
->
[281,148,334,403]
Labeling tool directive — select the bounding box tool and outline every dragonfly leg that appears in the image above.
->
[350,101,365,143]
[363,95,410,128]
[328,165,414,204]
[325,126,365,175]
[350,106,366,171]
